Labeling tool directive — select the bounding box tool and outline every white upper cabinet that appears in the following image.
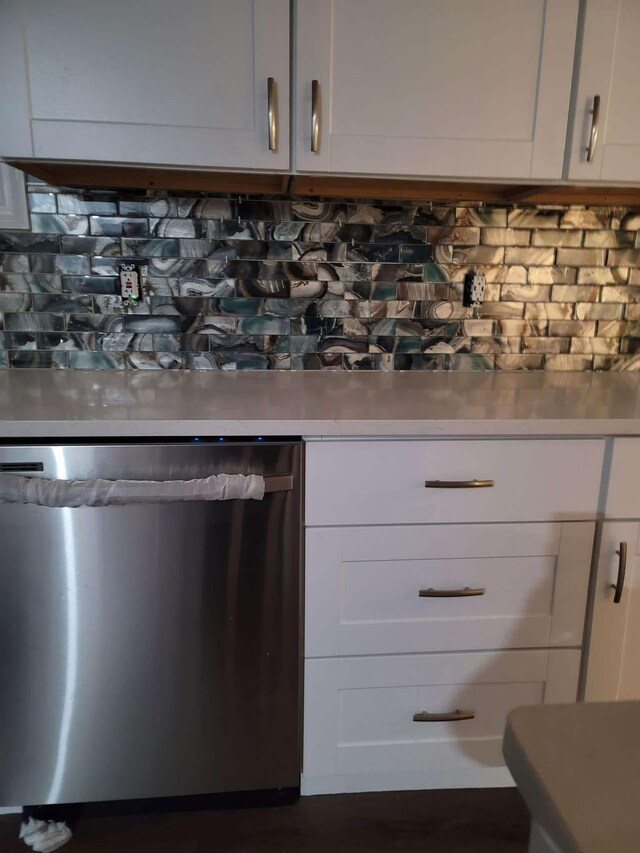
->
[295,0,579,180]
[0,0,290,171]
[12,0,640,184]
[568,0,640,182]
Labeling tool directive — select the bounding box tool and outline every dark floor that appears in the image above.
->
[0,789,530,852]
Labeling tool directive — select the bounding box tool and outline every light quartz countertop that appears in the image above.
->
[504,701,640,853]
[1,370,640,439]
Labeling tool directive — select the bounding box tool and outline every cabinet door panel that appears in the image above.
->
[568,0,640,181]
[0,3,32,156]
[585,522,640,701]
[26,2,254,127]
[4,0,290,170]
[295,0,578,179]
[604,438,640,518]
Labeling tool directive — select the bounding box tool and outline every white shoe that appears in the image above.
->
[19,818,72,852]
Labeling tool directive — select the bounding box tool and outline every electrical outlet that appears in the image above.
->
[119,262,146,302]
[462,270,486,309]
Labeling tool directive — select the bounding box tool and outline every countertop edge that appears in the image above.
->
[1,418,638,439]
[2,371,640,438]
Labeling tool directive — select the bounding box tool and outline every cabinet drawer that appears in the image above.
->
[306,439,604,526]
[605,439,640,518]
[302,649,580,794]
[306,522,594,657]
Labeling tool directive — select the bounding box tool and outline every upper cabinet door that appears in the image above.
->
[568,0,640,182]
[0,0,290,171]
[295,0,579,180]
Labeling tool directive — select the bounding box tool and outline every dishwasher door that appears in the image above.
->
[0,441,302,806]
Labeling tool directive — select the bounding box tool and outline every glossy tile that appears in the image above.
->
[2,188,640,369]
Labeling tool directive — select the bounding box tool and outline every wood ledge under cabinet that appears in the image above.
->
[10,160,640,205]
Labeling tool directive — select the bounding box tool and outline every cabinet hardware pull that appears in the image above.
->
[267,77,277,151]
[586,94,600,163]
[413,710,476,723]
[424,479,494,489]
[611,541,627,604]
[419,586,485,598]
[0,462,43,472]
[311,80,320,153]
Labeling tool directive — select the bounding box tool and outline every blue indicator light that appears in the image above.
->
[256,437,264,441]
[193,437,201,442]
[218,437,225,441]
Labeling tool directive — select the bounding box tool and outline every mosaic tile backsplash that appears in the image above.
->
[1,180,640,371]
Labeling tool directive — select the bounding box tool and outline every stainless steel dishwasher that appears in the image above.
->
[0,439,302,807]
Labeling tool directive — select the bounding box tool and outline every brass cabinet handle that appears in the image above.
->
[424,479,494,489]
[413,710,476,723]
[419,586,485,598]
[267,77,277,151]
[611,541,627,604]
[586,94,600,163]
[311,79,320,153]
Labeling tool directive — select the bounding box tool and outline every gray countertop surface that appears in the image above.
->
[2,369,640,438]
[504,701,640,853]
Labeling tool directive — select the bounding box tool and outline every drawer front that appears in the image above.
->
[302,649,580,793]
[306,439,604,526]
[306,522,594,657]
[606,439,640,518]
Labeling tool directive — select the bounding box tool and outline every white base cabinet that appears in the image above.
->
[302,649,581,795]
[585,522,640,702]
[303,438,602,795]
[584,438,640,701]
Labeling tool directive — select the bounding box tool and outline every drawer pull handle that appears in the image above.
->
[419,586,485,598]
[611,541,627,604]
[413,710,476,723]
[424,479,494,489]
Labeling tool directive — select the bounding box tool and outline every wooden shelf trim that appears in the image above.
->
[9,161,640,205]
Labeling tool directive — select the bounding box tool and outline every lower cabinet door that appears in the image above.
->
[306,522,594,657]
[302,649,580,795]
[585,522,640,701]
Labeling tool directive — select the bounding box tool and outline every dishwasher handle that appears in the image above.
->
[264,475,293,493]
[0,468,291,488]
[0,471,291,507]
